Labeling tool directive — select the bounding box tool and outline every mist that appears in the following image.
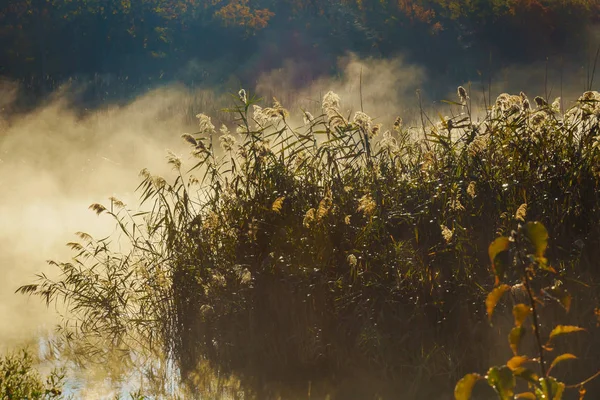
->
[0,84,197,348]
[2,14,600,392]
[2,45,598,345]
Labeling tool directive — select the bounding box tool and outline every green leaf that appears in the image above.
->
[509,326,525,355]
[486,284,511,321]
[513,303,532,328]
[521,221,548,258]
[549,325,585,341]
[549,353,577,373]
[536,377,565,400]
[454,373,482,400]
[487,366,515,400]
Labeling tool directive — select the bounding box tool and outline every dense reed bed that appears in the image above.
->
[13,86,600,399]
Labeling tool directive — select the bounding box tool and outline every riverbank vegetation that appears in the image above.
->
[15,85,600,398]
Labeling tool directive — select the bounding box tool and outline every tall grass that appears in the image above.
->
[18,86,600,398]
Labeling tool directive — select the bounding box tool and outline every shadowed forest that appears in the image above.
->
[3,1,600,399]
[3,0,600,103]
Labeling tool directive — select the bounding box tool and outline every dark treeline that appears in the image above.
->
[1,0,600,105]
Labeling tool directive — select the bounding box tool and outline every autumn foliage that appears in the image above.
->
[0,0,598,87]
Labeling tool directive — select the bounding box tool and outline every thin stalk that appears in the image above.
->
[416,90,431,152]
[523,268,551,398]
[360,67,364,113]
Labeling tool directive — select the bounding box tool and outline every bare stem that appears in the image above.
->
[523,268,551,398]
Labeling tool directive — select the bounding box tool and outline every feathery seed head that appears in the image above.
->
[272,196,285,214]
[552,97,561,113]
[534,96,548,108]
[440,224,453,243]
[582,91,599,101]
[467,181,476,198]
[303,208,317,228]
[219,133,237,152]
[89,203,106,215]
[152,176,167,190]
[240,268,252,284]
[494,93,522,114]
[370,123,381,138]
[253,105,269,127]
[322,91,340,113]
[357,193,376,217]
[515,203,527,222]
[393,117,403,131]
[303,111,315,125]
[196,113,215,134]
[322,91,344,128]
[181,133,198,147]
[347,254,358,267]
[317,190,333,220]
[139,168,151,180]
[468,134,488,157]
[166,150,182,170]
[272,98,289,119]
[353,111,372,131]
[188,175,199,186]
[380,130,398,151]
[448,196,465,211]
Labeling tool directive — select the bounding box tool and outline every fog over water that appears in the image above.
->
[0,43,599,396]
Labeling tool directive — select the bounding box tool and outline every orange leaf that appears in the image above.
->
[509,326,525,355]
[515,393,537,399]
[512,303,531,328]
[507,356,529,370]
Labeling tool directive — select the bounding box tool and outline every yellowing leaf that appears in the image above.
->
[515,393,537,399]
[486,284,510,321]
[507,356,529,370]
[549,325,585,341]
[509,326,525,355]
[549,353,577,372]
[489,236,510,263]
[513,367,539,384]
[488,237,511,283]
[454,373,481,400]
[512,303,531,328]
